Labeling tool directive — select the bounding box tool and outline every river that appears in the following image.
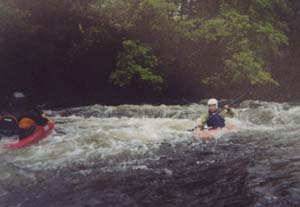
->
[0,100,300,207]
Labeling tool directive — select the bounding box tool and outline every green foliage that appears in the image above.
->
[92,0,176,32]
[176,2,288,87]
[110,40,163,91]
[224,50,279,85]
[0,0,296,100]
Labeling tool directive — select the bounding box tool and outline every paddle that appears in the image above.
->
[225,90,251,108]
[187,91,251,132]
[187,125,211,132]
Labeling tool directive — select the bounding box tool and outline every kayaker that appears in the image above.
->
[198,98,235,129]
[0,92,48,138]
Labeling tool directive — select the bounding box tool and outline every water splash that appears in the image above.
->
[1,101,300,207]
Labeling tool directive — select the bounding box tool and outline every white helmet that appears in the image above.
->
[13,92,25,99]
[207,98,218,108]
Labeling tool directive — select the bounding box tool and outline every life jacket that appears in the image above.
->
[0,116,37,138]
[207,112,225,129]
[18,117,36,129]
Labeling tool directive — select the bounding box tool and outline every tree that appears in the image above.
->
[176,0,289,87]
[110,40,164,91]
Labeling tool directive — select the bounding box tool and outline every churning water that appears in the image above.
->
[0,100,300,207]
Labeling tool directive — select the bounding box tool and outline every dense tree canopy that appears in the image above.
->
[0,0,299,106]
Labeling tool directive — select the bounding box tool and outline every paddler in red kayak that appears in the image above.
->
[0,92,48,138]
[198,98,235,130]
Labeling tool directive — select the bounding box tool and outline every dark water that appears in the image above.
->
[0,101,300,207]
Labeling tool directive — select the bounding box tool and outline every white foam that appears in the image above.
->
[1,101,299,172]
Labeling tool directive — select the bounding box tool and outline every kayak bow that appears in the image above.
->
[2,120,55,149]
[192,124,235,140]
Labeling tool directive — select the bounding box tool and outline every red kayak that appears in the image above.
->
[193,124,235,141]
[2,120,55,149]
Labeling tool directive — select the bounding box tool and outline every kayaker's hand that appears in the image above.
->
[224,105,230,110]
[42,114,48,119]
[39,117,49,126]
[198,124,204,130]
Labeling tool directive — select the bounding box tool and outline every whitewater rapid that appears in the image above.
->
[1,100,300,207]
